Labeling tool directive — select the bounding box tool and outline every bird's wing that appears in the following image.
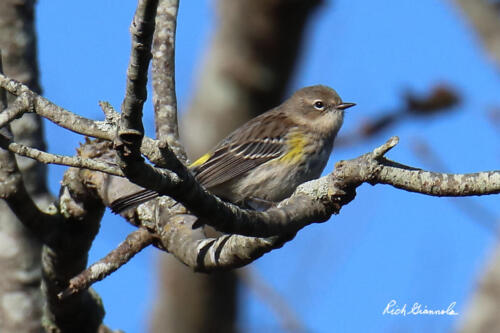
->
[192,136,285,189]
[110,109,292,213]
[190,110,291,189]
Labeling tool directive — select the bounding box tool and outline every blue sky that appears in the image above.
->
[36,1,500,332]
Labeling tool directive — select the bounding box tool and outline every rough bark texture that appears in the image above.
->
[0,0,498,331]
[0,1,46,332]
[152,0,321,331]
[152,0,186,161]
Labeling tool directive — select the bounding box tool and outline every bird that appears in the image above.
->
[110,85,355,214]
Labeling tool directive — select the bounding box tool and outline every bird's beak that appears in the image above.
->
[337,102,356,110]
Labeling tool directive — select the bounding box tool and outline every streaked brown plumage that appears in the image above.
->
[111,85,355,214]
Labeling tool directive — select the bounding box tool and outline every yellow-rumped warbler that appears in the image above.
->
[111,85,354,213]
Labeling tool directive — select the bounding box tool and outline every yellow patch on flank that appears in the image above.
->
[279,132,305,164]
[189,153,212,168]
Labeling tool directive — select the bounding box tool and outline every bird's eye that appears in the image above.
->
[313,101,325,110]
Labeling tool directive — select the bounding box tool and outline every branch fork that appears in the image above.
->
[1,0,499,305]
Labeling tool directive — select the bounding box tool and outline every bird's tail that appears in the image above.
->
[110,189,159,214]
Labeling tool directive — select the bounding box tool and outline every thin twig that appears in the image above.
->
[0,73,166,166]
[59,228,155,299]
[0,134,124,176]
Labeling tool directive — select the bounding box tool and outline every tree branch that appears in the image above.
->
[0,73,168,166]
[117,136,500,239]
[41,166,106,332]
[60,228,155,299]
[0,134,124,176]
[116,0,158,151]
[152,0,186,162]
[374,159,500,196]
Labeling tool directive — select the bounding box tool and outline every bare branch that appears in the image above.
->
[1,45,115,333]
[60,228,155,299]
[118,136,500,240]
[411,138,498,231]
[163,1,323,330]
[116,0,158,145]
[0,72,174,166]
[114,1,164,209]
[0,134,124,176]
[158,211,294,272]
[0,73,110,137]
[152,0,186,162]
[0,92,31,128]
[40,166,107,333]
[99,100,120,123]
[375,161,500,197]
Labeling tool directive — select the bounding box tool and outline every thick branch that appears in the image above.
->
[153,205,293,272]
[1,18,115,332]
[41,166,106,333]
[117,137,500,239]
[60,135,496,274]
[163,1,323,330]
